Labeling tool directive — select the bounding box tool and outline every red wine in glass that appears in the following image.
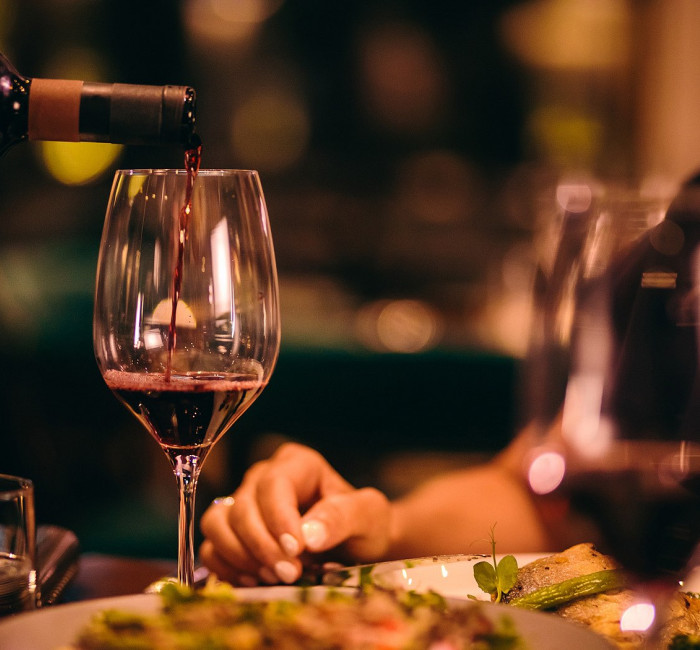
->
[558,445,700,582]
[103,370,266,460]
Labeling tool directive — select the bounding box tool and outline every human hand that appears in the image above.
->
[199,442,392,586]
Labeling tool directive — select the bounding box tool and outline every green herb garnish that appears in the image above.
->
[473,525,518,603]
[358,564,375,589]
[669,633,700,649]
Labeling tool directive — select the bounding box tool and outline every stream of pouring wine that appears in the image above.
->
[165,138,202,381]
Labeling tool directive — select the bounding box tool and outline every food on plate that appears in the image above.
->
[501,544,641,647]
[505,543,620,602]
[61,543,700,649]
[655,594,700,649]
[473,534,626,610]
[65,580,526,650]
[502,544,700,649]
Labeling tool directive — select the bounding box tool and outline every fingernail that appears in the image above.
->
[301,519,328,551]
[274,560,299,584]
[322,561,344,571]
[259,566,278,584]
[279,532,300,556]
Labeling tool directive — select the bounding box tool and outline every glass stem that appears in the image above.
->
[173,454,202,587]
[641,579,676,648]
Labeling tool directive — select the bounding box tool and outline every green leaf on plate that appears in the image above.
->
[497,554,519,593]
[473,525,519,603]
[474,560,498,595]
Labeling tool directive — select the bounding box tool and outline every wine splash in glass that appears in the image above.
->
[93,158,280,586]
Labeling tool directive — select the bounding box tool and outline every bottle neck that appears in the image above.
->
[27,79,82,142]
[28,79,197,147]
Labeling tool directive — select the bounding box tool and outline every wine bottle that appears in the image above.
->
[0,51,197,156]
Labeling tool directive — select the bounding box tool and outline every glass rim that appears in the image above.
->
[115,169,259,176]
[0,474,33,496]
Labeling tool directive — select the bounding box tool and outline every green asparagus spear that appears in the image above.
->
[509,569,627,610]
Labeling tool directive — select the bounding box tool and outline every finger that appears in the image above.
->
[202,494,303,583]
[198,540,259,587]
[300,487,391,562]
[200,500,302,584]
[199,500,263,576]
[254,444,354,552]
[269,443,354,505]
[201,443,355,583]
[224,492,305,584]
[253,473,305,555]
[209,460,300,562]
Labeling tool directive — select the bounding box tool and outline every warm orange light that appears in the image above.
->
[355,299,441,353]
[500,0,631,70]
[183,0,284,47]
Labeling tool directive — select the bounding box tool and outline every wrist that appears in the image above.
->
[384,499,410,560]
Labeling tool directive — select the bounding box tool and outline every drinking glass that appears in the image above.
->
[0,474,36,614]
[94,169,280,586]
[524,180,700,644]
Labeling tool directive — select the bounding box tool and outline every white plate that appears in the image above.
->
[330,553,700,599]
[0,585,614,649]
[376,553,548,600]
[324,553,548,600]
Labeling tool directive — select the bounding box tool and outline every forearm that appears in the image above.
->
[385,460,553,559]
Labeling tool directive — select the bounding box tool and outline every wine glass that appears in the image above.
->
[524,180,700,644]
[93,168,280,586]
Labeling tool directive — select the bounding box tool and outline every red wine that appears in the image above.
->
[560,445,700,580]
[103,369,264,455]
[165,137,202,380]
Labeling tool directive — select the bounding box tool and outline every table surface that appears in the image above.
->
[62,554,177,602]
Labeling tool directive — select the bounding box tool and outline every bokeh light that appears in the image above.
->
[0,0,16,49]
[40,141,123,186]
[527,449,566,495]
[500,0,631,71]
[555,182,593,214]
[356,20,448,134]
[619,601,656,633]
[393,151,479,225]
[38,45,109,83]
[183,0,284,47]
[526,103,603,170]
[355,299,442,353]
[230,87,310,172]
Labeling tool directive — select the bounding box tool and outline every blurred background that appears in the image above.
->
[1,0,699,558]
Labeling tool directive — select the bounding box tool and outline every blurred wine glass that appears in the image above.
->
[93,169,280,586]
[524,179,700,643]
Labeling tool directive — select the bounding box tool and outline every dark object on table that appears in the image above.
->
[37,525,79,606]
